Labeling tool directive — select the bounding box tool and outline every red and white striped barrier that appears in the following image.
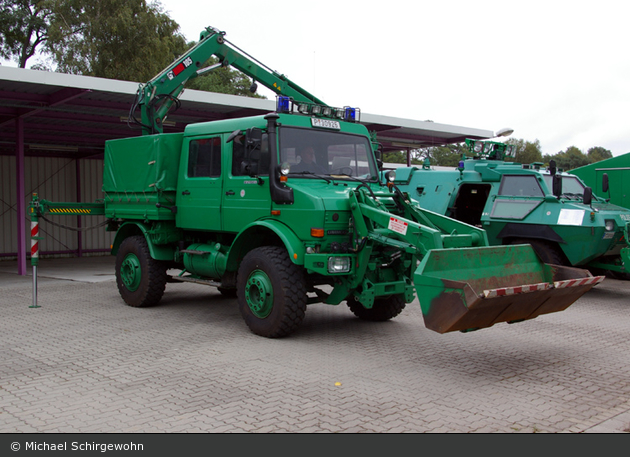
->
[482,275,604,298]
[553,276,605,289]
[31,220,39,261]
[483,282,550,298]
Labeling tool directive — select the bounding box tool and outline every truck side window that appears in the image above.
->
[498,175,543,197]
[188,137,221,178]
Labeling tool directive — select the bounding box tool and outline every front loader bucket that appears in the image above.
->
[414,245,603,333]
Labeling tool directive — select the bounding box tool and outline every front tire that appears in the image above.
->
[115,235,167,307]
[510,238,567,265]
[347,294,406,321]
[237,246,307,338]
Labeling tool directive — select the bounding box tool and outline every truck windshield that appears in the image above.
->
[279,127,377,180]
[542,175,586,198]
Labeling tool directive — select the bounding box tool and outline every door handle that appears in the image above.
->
[181,190,190,195]
[225,190,235,196]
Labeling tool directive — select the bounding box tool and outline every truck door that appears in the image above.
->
[176,136,223,231]
[451,183,491,227]
[222,133,271,232]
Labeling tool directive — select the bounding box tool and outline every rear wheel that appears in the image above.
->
[510,238,566,265]
[115,235,167,307]
[237,246,307,338]
[347,295,406,321]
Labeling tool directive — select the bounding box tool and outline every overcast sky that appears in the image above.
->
[3,0,626,156]
[155,0,628,156]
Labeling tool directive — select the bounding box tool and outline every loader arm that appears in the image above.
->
[134,26,326,135]
[351,187,604,333]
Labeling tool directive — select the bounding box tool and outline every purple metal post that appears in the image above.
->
[76,158,83,257]
[16,117,26,275]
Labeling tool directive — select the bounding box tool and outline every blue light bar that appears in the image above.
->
[277,96,291,113]
[344,107,360,123]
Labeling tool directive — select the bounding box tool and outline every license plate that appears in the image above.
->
[311,118,340,130]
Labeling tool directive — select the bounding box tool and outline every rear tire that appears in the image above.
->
[237,246,307,338]
[347,295,406,321]
[510,238,567,265]
[115,236,167,307]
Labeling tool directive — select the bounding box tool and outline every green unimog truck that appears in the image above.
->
[29,27,601,338]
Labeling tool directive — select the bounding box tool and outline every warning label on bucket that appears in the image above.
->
[388,217,408,235]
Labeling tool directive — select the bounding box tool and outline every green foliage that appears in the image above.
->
[2,1,265,97]
[382,150,407,163]
[385,140,613,171]
[0,0,52,68]
[45,0,187,82]
[544,146,590,171]
[421,143,467,167]
[505,138,543,164]
[587,146,613,163]
[543,145,613,171]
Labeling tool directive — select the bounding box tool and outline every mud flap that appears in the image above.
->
[414,245,604,333]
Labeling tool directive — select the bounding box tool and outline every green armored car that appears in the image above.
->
[388,139,630,276]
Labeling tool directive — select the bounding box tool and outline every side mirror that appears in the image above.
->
[552,174,562,197]
[243,128,263,176]
[602,173,609,193]
[245,127,262,152]
[583,187,593,206]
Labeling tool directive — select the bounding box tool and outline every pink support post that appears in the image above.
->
[16,117,26,276]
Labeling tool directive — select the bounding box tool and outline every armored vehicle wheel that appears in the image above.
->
[115,236,167,307]
[237,246,307,338]
[511,238,566,266]
[347,294,406,322]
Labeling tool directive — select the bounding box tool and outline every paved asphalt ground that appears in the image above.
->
[1,256,629,433]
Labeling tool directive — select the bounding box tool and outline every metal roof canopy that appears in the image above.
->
[0,66,493,158]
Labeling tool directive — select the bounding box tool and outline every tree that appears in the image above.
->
[420,143,467,167]
[587,146,613,163]
[548,146,591,171]
[45,0,187,82]
[382,150,407,163]
[0,0,52,68]
[506,138,543,164]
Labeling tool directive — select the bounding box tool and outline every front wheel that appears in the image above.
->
[510,238,567,265]
[347,295,406,322]
[115,235,167,307]
[237,246,307,338]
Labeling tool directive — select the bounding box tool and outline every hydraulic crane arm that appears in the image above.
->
[132,26,326,135]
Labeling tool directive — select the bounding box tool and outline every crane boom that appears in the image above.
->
[133,26,326,135]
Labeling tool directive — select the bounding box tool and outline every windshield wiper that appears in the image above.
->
[561,192,581,200]
[288,171,332,183]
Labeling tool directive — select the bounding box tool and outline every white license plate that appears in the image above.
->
[311,118,340,129]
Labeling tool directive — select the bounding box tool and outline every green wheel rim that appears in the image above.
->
[121,253,142,292]
[245,269,274,318]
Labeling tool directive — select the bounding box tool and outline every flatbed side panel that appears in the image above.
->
[103,133,183,221]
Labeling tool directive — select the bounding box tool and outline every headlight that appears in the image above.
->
[328,256,351,273]
[605,220,615,231]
